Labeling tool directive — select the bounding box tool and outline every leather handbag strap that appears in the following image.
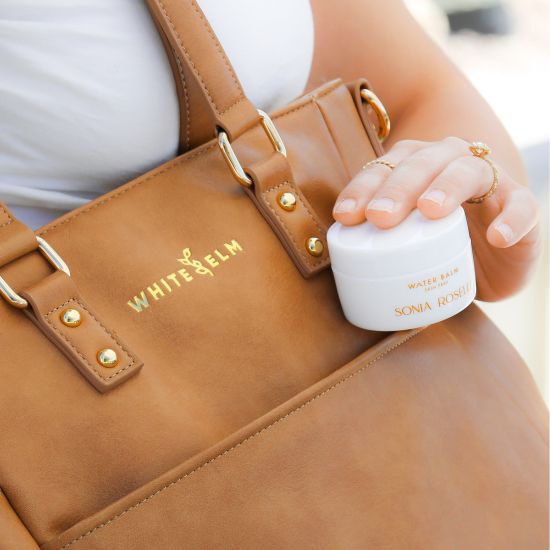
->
[0,202,143,393]
[146,0,332,277]
[146,0,260,143]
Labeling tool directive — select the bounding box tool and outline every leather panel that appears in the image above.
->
[0,82,388,544]
[316,83,380,177]
[42,307,548,550]
[0,491,39,550]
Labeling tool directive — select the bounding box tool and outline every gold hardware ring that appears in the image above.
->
[360,88,391,142]
[466,142,499,204]
[0,236,71,309]
[363,159,396,171]
[218,109,287,188]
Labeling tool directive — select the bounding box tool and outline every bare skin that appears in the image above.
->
[307,0,542,302]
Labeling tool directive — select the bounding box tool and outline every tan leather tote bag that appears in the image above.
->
[0,1,547,548]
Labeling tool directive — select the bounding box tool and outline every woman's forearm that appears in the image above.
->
[310,0,541,301]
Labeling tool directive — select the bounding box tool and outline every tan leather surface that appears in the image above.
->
[0,491,38,550]
[246,152,330,277]
[0,203,38,267]
[0,80,547,547]
[147,0,260,141]
[153,16,217,152]
[0,0,547,547]
[42,308,548,550]
[20,271,143,393]
[0,81,389,545]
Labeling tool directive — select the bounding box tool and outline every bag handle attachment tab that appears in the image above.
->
[0,236,69,309]
[0,204,143,393]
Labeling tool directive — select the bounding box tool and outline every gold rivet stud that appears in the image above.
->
[97,348,119,368]
[277,191,297,212]
[305,237,324,257]
[60,308,82,328]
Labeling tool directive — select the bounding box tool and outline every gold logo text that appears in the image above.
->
[127,239,243,313]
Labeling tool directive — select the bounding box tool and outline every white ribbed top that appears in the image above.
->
[0,0,314,228]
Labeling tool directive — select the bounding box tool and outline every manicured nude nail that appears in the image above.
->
[421,189,447,206]
[367,197,395,213]
[334,198,357,213]
[495,222,514,243]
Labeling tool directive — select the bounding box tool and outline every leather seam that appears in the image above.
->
[261,181,328,268]
[190,0,244,101]
[264,181,326,236]
[38,84,344,238]
[272,81,342,122]
[157,0,222,114]
[217,95,247,116]
[313,97,353,181]
[57,327,425,549]
[174,53,190,150]
[0,204,14,228]
[45,297,135,382]
[157,0,244,117]
[38,143,217,236]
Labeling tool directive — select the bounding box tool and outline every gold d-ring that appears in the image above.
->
[360,88,391,142]
[466,142,499,204]
[218,109,287,188]
[0,236,71,309]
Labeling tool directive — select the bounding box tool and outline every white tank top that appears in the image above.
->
[0,0,314,228]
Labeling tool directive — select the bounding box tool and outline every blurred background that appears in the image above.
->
[404,0,549,401]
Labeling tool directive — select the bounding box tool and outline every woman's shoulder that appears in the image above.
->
[0,0,314,226]
[0,0,180,199]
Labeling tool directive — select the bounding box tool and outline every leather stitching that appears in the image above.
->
[264,181,326,236]
[189,0,244,103]
[157,0,244,116]
[157,1,220,114]
[57,327,425,549]
[38,83,343,237]
[44,297,135,382]
[174,53,190,150]
[39,143,217,236]
[0,204,14,229]
[261,181,328,269]
[216,95,247,116]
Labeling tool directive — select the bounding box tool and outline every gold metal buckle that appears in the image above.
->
[360,88,391,142]
[217,109,287,188]
[0,236,71,309]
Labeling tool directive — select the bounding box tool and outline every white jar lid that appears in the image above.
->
[327,207,471,279]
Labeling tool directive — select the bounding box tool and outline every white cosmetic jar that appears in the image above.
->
[327,207,476,331]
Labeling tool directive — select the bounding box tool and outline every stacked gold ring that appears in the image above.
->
[363,142,498,205]
[362,159,396,171]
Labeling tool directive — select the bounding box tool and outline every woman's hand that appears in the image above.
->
[332,137,542,301]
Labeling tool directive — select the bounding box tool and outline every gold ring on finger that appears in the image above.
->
[466,142,499,204]
[362,159,396,171]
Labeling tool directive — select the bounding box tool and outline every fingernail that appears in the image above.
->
[421,189,447,206]
[495,222,514,242]
[367,197,395,213]
[334,198,357,213]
